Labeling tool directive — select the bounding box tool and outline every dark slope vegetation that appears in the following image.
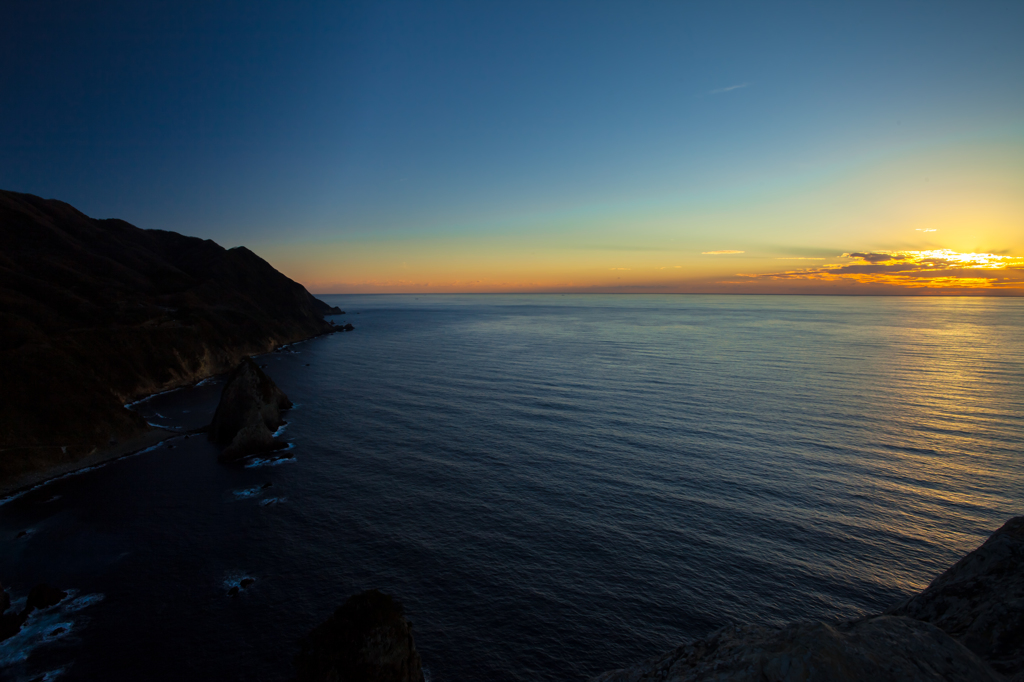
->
[0,189,340,486]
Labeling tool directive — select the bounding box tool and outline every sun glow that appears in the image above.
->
[742,249,1024,291]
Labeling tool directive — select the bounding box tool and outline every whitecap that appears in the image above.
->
[233,487,263,499]
[63,593,104,612]
[244,452,296,468]
[0,589,101,668]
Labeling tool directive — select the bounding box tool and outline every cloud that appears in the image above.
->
[843,251,914,263]
[775,257,825,260]
[702,250,745,255]
[710,83,750,94]
[737,249,1024,290]
[609,267,631,270]
[915,229,938,232]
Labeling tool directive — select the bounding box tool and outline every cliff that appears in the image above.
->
[0,189,341,488]
[593,516,1024,682]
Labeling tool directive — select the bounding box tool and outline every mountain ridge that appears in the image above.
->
[0,189,341,490]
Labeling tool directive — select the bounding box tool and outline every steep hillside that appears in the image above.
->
[0,190,340,486]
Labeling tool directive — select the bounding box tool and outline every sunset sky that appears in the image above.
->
[3,1,1022,294]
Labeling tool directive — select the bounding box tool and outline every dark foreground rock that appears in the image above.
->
[592,616,999,682]
[25,583,67,611]
[0,189,340,488]
[887,516,1024,678]
[593,517,1024,682]
[208,358,291,460]
[294,589,424,682]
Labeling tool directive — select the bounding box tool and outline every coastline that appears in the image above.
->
[0,329,340,502]
[0,327,346,503]
[0,427,178,502]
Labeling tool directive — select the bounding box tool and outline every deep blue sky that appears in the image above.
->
[3,1,1022,292]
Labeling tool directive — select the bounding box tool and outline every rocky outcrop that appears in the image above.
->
[0,189,340,487]
[294,589,424,682]
[0,582,67,643]
[593,517,1024,682]
[592,616,999,682]
[208,358,291,460]
[887,516,1024,678]
[26,583,67,611]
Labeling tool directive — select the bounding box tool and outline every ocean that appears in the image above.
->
[1,294,1021,681]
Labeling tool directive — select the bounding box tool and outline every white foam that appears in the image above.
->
[63,593,105,612]
[233,486,264,499]
[124,385,185,409]
[0,589,102,669]
[0,439,178,507]
[244,452,296,468]
[222,574,257,591]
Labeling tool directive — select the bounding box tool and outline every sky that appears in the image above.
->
[2,0,1023,294]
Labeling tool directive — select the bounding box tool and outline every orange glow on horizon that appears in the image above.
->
[738,250,1024,291]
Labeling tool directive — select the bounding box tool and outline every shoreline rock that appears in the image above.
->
[886,516,1024,678]
[592,616,1000,682]
[0,582,67,643]
[208,358,292,461]
[592,516,1024,682]
[294,589,424,682]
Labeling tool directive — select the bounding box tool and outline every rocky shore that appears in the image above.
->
[592,516,1024,682]
[0,189,345,493]
[0,427,176,499]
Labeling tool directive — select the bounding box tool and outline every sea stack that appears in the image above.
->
[293,590,424,682]
[208,358,292,460]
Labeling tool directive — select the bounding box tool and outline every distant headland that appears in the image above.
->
[0,190,344,496]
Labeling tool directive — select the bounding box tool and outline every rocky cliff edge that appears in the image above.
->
[593,516,1024,682]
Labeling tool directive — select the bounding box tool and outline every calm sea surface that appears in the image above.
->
[1,295,1022,681]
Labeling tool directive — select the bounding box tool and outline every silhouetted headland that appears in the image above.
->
[0,189,344,495]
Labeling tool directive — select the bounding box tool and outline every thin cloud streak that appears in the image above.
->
[702,250,745,255]
[710,83,750,94]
